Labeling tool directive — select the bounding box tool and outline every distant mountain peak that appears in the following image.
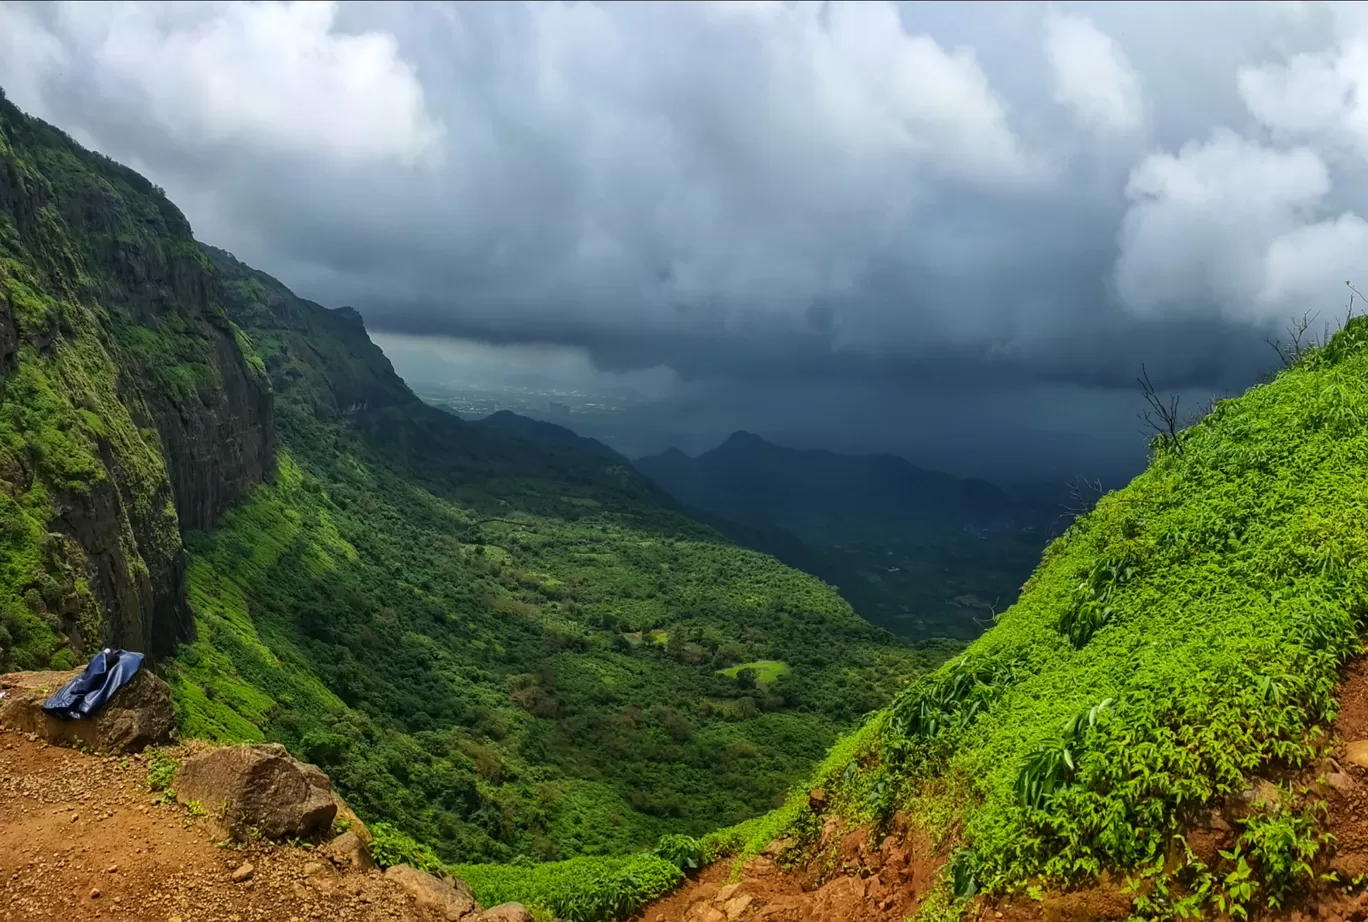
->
[474,410,626,461]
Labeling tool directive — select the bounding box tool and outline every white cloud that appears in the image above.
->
[1261,212,1368,305]
[1044,9,1143,133]
[0,3,67,105]
[1239,37,1368,160]
[1114,128,1364,320]
[818,1,1038,184]
[1,1,443,168]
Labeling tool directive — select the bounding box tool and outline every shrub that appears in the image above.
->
[653,834,703,871]
[145,749,179,793]
[370,822,445,875]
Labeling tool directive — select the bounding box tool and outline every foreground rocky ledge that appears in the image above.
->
[0,669,530,922]
[0,667,176,754]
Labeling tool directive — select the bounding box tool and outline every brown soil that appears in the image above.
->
[635,655,1368,922]
[0,727,443,922]
[634,813,946,922]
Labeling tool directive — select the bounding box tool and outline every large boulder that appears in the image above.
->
[384,865,480,920]
[175,743,337,842]
[477,904,533,922]
[0,668,175,753]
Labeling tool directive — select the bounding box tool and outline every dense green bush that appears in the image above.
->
[370,822,445,875]
[653,833,703,871]
[453,853,683,922]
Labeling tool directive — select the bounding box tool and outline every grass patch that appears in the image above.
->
[718,660,791,686]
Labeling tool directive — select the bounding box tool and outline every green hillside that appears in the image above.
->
[679,316,1368,920]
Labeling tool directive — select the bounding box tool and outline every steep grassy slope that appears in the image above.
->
[0,89,271,671]
[660,318,1368,921]
[167,248,953,865]
[637,432,1054,640]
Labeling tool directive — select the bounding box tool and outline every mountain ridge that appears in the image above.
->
[635,429,1052,639]
[475,409,627,462]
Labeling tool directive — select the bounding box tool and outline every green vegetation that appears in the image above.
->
[711,316,1368,918]
[162,248,952,870]
[145,749,179,794]
[718,660,791,687]
[170,424,947,861]
[635,433,1055,641]
[453,853,683,922]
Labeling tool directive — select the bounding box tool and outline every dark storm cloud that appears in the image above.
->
[3,0,1367,478]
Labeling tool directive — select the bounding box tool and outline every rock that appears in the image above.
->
[331,793,372,846]
[760,837,795,859]
[0,668,175,753]
[1345,740,1368,770]
[232,862,254,883]
[743,857,780,878]
[385,864,480,921]
[175,743,337,842]
[477,904,534,922]
[725,894,754,919]
[303,860,339,894]
[323,831,376,872]
[1328,772,1357,794]
[717,883,741,902]
[90,888,101,900]
[808,788,829,812]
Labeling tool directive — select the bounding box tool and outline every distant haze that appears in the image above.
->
[5,1,1365,482]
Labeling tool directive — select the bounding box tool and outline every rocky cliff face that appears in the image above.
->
[0,90,273,669]
[204,245,413,419]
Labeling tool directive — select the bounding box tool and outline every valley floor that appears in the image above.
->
[0,733,439,922]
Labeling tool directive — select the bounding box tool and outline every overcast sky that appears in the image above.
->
[4,0,1367,482]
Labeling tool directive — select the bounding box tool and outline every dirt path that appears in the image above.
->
[0,728,440,922]
[634,818,943,922]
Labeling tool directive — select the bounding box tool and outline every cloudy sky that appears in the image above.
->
[3,0,1367,482]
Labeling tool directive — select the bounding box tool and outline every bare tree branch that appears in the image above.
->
[1347,280,1366,329]
[1137,364,1183,453]
[1063,476,1105,519]
[1265,310,1318,369]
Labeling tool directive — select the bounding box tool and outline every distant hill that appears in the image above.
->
[476,410,627,461]
[636,432,1057,640]
[637,431,1021,538]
